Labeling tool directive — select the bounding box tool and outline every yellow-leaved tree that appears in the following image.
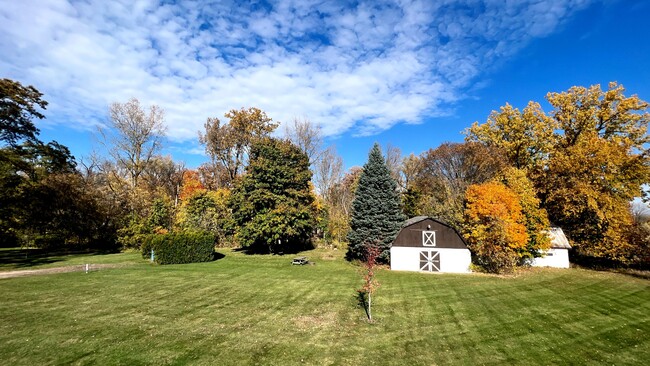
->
[467,82,650,264]
[466,101,557,170]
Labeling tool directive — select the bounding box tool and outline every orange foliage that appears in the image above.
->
[464,182,528,273]
[179,170,205,202]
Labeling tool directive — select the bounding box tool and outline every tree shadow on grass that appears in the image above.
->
[0,248,62,268]
[0,248,116,269]
[570,252,650,280]
[236,241,316,256]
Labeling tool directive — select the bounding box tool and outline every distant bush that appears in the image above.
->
[141,232,215,265]
[140,234,156,259]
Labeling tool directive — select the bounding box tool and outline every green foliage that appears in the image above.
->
[346,143,404,263]
[176,189,234,245]
[144,232,215,264]
[22,173,119,251]
[0,78,46,147]
[230,137,316,253]
[118,215,151,250]
[147,196,173,232]
[1,143,117,251]
[0,79,119,251]
[139,234,155,259]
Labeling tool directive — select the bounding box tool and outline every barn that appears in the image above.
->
[531,227,571,268]
[390,216,471,273]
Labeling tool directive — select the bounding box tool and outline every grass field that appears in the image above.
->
[0,248,648,365]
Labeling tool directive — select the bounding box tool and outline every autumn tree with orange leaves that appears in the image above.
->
[467,82,650,265]
[464,182,529,273]
[178,170,205,202]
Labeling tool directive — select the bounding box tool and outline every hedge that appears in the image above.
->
[141,232,216,264]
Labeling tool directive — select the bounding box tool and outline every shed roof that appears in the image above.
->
[547,227,571,249]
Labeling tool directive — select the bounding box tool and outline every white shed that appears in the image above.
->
[531,227,571,268]
[390,216,471,273]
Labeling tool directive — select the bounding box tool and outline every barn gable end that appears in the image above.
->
[391,216,471,273]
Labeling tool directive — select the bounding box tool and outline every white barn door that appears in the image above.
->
[419,250,440,272]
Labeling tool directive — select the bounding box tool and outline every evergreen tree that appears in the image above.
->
[230,137,315,253]
[346,143,405,263]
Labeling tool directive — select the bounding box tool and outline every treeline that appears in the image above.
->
[404,82,650,271]
[1,78,648,271]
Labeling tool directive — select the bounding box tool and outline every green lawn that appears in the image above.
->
[0,248,648,365]
[0,248,144,271]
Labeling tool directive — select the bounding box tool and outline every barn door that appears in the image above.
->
[419,251,440,272]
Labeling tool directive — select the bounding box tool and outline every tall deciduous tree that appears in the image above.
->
[230,137,315,253]
[542,136,644,261]
[346,143,404,263]
[314,145,343,201]
[466,82,650,263]
[466,102,557,169]
[284,117,324,166]
[142,156,184,206]
[101,97,166,188]
[383,143,403,188]
[548,82,648,149]
[199,107,278,187]
[413,142,507,228]
[0,78,46,147]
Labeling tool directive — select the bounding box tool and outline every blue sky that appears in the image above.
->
[1,0,649,169]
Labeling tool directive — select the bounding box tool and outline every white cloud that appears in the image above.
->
[0,0,595,142]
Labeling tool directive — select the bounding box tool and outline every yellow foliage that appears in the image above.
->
[542,136,643,261]
[465,82,650,264]
[466,101,557,169]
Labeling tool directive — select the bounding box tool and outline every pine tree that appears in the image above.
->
[346,143,405,263]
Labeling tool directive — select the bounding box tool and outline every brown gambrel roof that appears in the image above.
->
[393,216,468,249]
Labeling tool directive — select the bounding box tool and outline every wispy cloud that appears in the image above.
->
[0,0,595,142]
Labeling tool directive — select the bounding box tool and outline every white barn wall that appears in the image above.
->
[391,247,471,273]
[531,249,570,268]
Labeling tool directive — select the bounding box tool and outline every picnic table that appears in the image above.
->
[291,256,309,265]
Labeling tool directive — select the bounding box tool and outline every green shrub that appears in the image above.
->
[140,234,157,259]
[144,232,216,265]
[118,217,151,249]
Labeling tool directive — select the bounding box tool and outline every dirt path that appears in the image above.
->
[0,264,127,279]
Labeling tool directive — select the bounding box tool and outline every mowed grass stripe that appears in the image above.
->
[0,248,648,365]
